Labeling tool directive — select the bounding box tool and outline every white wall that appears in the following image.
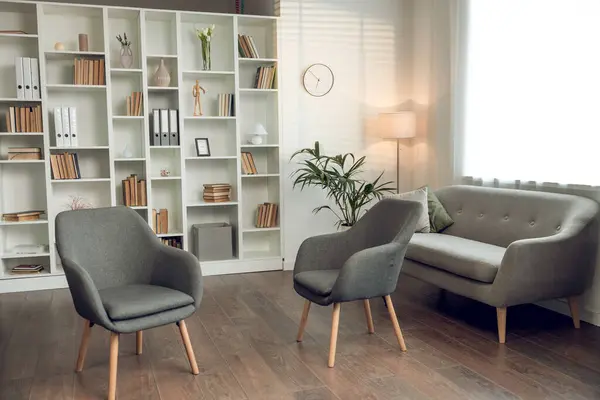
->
[278,0,414,268]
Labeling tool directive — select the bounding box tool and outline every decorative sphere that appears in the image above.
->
[251,135,264,145]
[54,42,65,51]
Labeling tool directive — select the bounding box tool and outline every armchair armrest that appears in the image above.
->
[331,242,405,302]
[294,231,357,275]
[150,245,203,308]
[61,256,112,327]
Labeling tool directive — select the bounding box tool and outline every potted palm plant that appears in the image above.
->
[291,141,395,229]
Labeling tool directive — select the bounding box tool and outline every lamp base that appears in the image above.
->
[251,135,264,145]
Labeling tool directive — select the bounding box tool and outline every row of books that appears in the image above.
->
[2,210,44,222]
[152,208,169,234]
[151,109,180,146]
[53,106,78,147]
[218,94,235,117]
[256,203,278,228]
[253,66,277,89]
[122,174,147,207]
[241,152,258,174]
[11,265,44,275]
[14,57,41,100]
[238,34,261,58]
[8,147,42,160]
[204,183,231,203]
[4,105,43,133]
[50,152,81,180]
[161,237,182,249]
[126,92,143,116]
[74,58,105,86]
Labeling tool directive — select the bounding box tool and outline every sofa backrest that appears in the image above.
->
[435,185,598,248]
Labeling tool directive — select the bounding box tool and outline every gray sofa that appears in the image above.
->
[402,185,599,342]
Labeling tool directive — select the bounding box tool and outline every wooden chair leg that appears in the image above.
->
[497,307,507,344]
[178,320,199,375]
[108,332,119,400]
[328,303,341,368]
[75,319,92,372]
[363,299,375,334]
[297,300,311,342]
[567,297,581,329]
[384,295,407,351]
[136,331,143,355]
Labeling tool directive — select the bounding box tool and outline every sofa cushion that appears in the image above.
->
[99,284,194,321]
[294,269,340,296]
[406,233,505,283]
[385,187,430,233]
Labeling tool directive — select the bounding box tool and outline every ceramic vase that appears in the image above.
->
[153,59,171,87]
[120,45,133,68]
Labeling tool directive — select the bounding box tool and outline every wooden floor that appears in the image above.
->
[2,272,600,400]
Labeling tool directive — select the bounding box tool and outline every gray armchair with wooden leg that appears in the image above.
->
[293,199,421,367]
[56,207,203,400]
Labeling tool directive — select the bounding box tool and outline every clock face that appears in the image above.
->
[303,63,334,97]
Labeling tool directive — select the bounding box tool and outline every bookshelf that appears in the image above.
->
[0,0,282,291]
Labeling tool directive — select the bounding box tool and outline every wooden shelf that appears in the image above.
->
[50,146,109,150]
[0,97,42,102]
[46,84,106,90]
[0,33,38,39]
[239,57,278,63]
[111,68,143,74]
[241,144,279,148]
[242,173,280,178]
[243,227,280,233]
[0,219,48,226]
[45,50,105,58]
[151,176,181,181]
[0,132,44,136]
[1,252,50,259]
[148,86,178,92]
[115,158,145,162]
[0,160,45,164]
[184,116,236,121]
[239,88,278,93]
[113,116,144,120]
[182,70,234,76]
[147,54,177,59]
[51,178,111,183]
[185,156,236,161]
[187,201,238,207]
[156,232,183,238]
[150,145,180,149]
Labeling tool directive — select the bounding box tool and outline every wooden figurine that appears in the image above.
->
[192,80,206,116]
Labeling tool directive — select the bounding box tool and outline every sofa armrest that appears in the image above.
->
[150,245,203,308]
[293,231,357,275]
[330,242,405,302]
[493,223,598,306]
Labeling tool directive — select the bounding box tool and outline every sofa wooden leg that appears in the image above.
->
[328,303,341,368]
[497,307,507,344]
[178,320,200,375]
[384,295,407,351]
[297,300,311,342]
[567,297,581,329]
[363,299,375,334]
[108,332,119,400]
[75,319,92,372]
[136,331,143,355]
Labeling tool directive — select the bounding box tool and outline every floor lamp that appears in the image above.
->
[378,112,416,193]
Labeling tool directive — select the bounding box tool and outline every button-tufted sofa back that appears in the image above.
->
[435,185,597,248]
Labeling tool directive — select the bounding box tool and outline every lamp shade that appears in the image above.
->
[378,112,416,139]
[249,123,269,136]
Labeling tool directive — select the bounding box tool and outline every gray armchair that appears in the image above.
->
[55,207,203,400]
[293,198,420,367]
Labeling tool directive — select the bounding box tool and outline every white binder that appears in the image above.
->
[160,109,169,146]
[69,107,78,147]
[61,107,71,147]
[168,109,179,145]
[152,109,160,146]
[23,57,32,100]
[54,107,64,147]
[30,58,40,100]
[15,57,24,100]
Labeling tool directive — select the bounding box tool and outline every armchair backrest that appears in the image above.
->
[55,207,161,290]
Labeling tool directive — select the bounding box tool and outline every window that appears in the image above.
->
[462,1,600,185]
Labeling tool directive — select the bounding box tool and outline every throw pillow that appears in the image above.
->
[426,187,454,232]
[385,187,430,233]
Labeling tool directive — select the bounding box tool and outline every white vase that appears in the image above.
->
[153,59,171,87]
[120,45,133,68]
[122,144,133,158]
[338,224,352,232]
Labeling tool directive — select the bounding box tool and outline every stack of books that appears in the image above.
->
[122,175,147,207]
[238,34,260,58]
[74,58,105,85]
[8,147,41,160]
[217,94,235,117]
[126,92,143,116]
[253,66,277,89]
[203,184,231,203]
[50,153,81,179]
[2,210,44,222]
[256,203,279,228]
[152,208,169,234]
[161,237,182,248]
[11,264,44,275]
[241,152,258,174]
[5,105,43,133]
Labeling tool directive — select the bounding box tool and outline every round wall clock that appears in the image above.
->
[303,63,334,97]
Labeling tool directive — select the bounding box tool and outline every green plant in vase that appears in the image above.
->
[196,25,215,71]
[290,141,395,228]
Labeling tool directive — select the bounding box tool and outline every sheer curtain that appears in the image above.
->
[462,0,600,186]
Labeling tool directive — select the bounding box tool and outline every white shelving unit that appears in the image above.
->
[0,0,282,292]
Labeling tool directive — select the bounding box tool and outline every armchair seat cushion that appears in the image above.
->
[406,233,505,283]
[294,269,340,296]
[99,284,194,321]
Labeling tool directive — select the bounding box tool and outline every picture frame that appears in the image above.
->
[195,138,211,157]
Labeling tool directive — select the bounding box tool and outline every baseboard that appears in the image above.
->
[283,259,294,271]
[201,257,283,276]
[536,298,600,327]
[0,274,68,294]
